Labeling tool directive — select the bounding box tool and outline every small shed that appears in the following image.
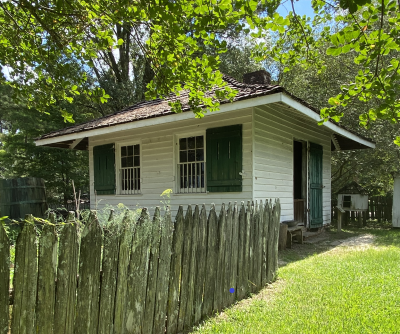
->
[336,182,368,231]
[337,182,369,211]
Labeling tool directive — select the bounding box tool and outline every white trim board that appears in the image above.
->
[35,92,374,148]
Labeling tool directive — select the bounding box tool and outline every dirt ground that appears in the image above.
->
[278,228,375,267]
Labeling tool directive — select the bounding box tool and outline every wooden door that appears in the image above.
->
[309,143,323,228]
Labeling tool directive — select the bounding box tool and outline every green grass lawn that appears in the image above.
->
[192,228,400,334]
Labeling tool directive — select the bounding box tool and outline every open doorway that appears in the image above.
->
[293,140,307,225]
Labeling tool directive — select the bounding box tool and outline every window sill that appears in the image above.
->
[114,194,143,197]
[173,192,206,196]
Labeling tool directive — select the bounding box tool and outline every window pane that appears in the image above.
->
[179,138,187,150]
[127,145,133,156]
[121,146,127,157]
[196,148,204,161]
[188,150,195,162]
[127,156,134,167]
[188,137,195,149]
[180,150,187,163]
[134,156,140,166]
[121,157,127,168]
[196,136,203,148]
[134,144,140,155]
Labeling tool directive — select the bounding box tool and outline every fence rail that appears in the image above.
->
[1,199,281,334]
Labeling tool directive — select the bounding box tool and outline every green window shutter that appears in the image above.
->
[309,142,323,228]
[206,125,242,192]
[93,143,115,195]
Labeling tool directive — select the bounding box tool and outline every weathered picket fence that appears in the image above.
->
[0,199,281,334]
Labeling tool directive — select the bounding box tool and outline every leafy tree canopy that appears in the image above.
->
[0,0,399,139]
[255,0,400,142]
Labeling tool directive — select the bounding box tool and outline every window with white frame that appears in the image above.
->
[120,144,140,194]
[178,136,205,193]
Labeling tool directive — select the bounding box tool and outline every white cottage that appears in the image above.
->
[35,70,375,229]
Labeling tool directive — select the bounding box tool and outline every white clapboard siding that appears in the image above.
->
[89,109,254,217]
[253,103,332,224]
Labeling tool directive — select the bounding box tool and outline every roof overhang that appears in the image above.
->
[35,92,375,151]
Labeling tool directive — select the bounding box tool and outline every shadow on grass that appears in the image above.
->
[278,224,400,268]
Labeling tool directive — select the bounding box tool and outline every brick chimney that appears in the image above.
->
[243,70,271,85]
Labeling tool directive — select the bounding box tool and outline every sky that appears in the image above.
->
[277,0,316,18]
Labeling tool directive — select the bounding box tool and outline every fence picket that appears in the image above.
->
[54,213,79,334]
[114,213,133,334]
[203,205,218,317]
[194,205,208,323]
[266,200,274,282]
[10,215,37,334]
[223,203,233,308]
[153,207,173,334]
[184,205,198,330]
[74,211,102,334]
[214,204,227,312]
[166,206,185,334]
[0,224,9,334]
[256,201,264,289]
[271,199,281,280]
[143,207,162,334]
[98,223,119,334]
[177,206,193,332]
[229,203,239,305]
[36,215,57,334]
[125,208,151,334]
[237,202,246,300]
[261,200,270,286]
[252,202,260,292]
[244,201,251,295]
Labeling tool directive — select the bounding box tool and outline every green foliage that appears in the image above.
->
[255,0,400,142]
[0,84,94,206]
[279,45,400,195]
[0,0,272,120]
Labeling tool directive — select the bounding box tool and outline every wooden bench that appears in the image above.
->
[286,226,303,249]
[278,223,304,250]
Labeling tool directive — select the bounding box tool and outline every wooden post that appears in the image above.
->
[278,223,287,250]
[36,216,57,334]
[54,213,79,334]
[363,210,367,226]
[344,211,349,226]
[11,215,37,334]
[337,208,342,233]
[153,207,174,334]
[0,224,9,334]
[74,211,103,334]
